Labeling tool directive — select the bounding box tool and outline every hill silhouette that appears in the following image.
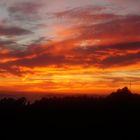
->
[109,87,132,98]
[0,87,140,130]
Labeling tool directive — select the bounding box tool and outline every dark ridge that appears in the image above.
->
[0,87,140,131]
[108,86,133,98]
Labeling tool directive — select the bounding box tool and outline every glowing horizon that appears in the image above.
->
[0,0,140,94]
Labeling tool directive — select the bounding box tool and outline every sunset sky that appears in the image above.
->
[0,0,140,95]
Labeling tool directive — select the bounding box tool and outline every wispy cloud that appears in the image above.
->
[0,0,139,93]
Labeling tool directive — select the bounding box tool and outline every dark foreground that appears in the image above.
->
[0,87,140,132]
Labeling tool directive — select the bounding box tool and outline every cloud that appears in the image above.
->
[76,15,140,40]
[52,6,140,42]
[8,1,43,21]
[0,39,15,46]
[0,40,140,76]
[100,51,140,68]
[0,4,139,77]
[9,1,42,14]
[105,41,140,51]
[0,24,32,36]
[53,5,106,19]
[0,1,140,93]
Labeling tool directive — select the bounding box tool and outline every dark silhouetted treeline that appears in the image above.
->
[0,87,140,129]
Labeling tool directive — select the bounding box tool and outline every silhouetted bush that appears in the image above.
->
[0,87,140,129]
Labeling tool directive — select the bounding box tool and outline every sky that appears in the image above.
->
[0,0,140,95]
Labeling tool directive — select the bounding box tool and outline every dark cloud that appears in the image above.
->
[100,51,140,68]
[8,1,43,21]
[77,15,140,39]
[0,40,15,46]
[106,41,140,51]
[51,4,140,40]
[0,35,140,76]
[9,2,42,14]
[0,25,32,36]
[10,54,65,68]
[0,6,140,76]
[74,41,140,54]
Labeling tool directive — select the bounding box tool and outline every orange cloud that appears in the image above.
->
[0,4,140,94]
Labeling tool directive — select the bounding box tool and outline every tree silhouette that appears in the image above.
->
[0,87,140,129]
